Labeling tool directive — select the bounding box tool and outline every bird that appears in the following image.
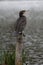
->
[15,10,27,36]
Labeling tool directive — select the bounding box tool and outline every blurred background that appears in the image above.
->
[0,1,43,65]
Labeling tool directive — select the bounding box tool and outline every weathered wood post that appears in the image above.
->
[15,34,23,65]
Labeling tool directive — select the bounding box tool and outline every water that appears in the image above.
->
[0,1,43,65]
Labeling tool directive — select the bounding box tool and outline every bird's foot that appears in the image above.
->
[19,32,22,35]
[18,32,25,37]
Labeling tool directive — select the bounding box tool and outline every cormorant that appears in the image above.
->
[15,10,27,36]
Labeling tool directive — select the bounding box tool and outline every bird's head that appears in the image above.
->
[19,10,30,17]
[19,10,26,17]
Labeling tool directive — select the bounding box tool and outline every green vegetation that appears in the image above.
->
[4,51,15,65]
[2,49,26,65]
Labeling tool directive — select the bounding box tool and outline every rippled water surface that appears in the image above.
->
[0,1,43,65]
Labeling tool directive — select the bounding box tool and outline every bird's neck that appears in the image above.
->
[19,15,24,17]
[19,13,25,17]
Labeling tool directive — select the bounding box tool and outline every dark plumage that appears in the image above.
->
[15,10,26,35]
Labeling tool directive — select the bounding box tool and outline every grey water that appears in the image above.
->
[0,1,43,65]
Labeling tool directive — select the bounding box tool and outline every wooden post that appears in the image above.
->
[15,34,23,65]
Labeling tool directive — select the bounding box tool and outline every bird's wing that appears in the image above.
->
[14,18,22,30]
[16,17,26,32]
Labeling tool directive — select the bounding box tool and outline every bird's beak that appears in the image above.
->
[23,10,31,17]
[24,10,29,14]
[25,10,29,13]
[23,11,28,17]
[26,10,32,13]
